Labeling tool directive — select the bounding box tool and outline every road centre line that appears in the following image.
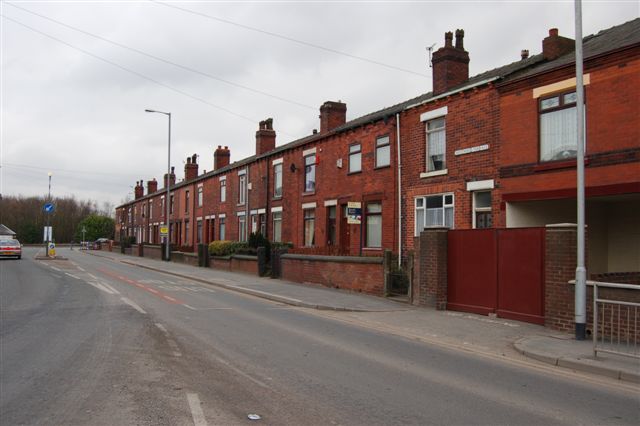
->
[50,266,61,272]
[183,304,197,311]
[163,296,177,302]
[77,266,85,271]
[65,273,81,280]
[121,297,147,314]
[147,288,159,294]
[186,393,208,426]
[155,323,168,333]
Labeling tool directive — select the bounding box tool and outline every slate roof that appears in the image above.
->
[117,18,640,209]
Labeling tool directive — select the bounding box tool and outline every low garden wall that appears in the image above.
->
[281,254,385,296]
[210,255,258,275]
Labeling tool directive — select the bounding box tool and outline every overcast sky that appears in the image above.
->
[1,0,637,209]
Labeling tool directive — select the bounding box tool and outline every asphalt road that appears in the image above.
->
[1,247,638,425]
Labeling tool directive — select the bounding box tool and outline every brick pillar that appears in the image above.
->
[544,224,578,331]
[413,228,448,309]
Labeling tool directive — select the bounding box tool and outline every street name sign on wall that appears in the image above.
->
[347,202,362,225]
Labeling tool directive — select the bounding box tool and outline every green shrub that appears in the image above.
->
[208,240,234,256]
[208,240,249,256]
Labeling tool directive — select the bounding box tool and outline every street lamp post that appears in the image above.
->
[45,172,52,256]
[145,109,172,262]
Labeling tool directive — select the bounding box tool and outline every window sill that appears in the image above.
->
[237,203,245,207]
[363,247,382,251]
[420,169,448,178]
[347,170,362,175]
[374,165,391,170]
[273,195,283,200]
[302,191,316,197]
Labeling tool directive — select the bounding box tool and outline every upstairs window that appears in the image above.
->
[170,195,174,214]
[238,174,246,205]
[426,117,446,171]
[348,143,361,173]
[375,136,390,168]
[220,179,226,203]
[304,154,316,192]
[274,163,283,198]
[185,190,190,213]
[539,90,582,162]
[197,187,203,207]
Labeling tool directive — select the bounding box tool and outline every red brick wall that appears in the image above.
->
[498,52,640,199]
[231,256,259,275]
[281,255,385,296]
[412,229,448,309]
[400,86,501,253]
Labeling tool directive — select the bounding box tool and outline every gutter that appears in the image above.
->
[403,77,501,111]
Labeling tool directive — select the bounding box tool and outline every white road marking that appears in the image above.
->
[210,354,270,389]
[88,273,99,280]
[167,339,182,357]
[87,282,115,295]
[51,266,62,272]
[186,393,208,426]
[164,296,177,302]
[77,267,85,271]
[147,288,159,294]
[65,273,81,280]
[183,304,197,311]
[155,323,168,333]
[101,282,120,294]
[120,297,147,314]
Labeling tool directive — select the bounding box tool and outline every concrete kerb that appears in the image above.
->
[117,258,383,313]
[513,338,640,383]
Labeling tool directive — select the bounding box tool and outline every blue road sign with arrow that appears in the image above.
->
[43,203,55,213]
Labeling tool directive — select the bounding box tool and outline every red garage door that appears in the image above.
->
[447,228,545,325]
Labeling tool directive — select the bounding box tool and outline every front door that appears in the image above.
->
[327,206,337,246]
[339,204,350,253]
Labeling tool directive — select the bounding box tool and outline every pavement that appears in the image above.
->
[81,248,639,385]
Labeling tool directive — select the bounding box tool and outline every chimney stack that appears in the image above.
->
[214,146,231,170]
[256,118,276,155]
[431,29,470,96]
[319,101,347,134]
[163,166,176,189]
[147,178,158,194]
[134,180,144,199]
[542,28,575,61]
[184,153,199,181]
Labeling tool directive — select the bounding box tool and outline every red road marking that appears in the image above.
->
[96,267,186,305]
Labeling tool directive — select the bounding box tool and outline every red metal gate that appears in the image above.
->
[447,228,545,325]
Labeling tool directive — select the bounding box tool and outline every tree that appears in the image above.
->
[76,214,115,242]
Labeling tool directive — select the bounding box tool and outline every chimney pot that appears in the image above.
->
[444,31,453,48]
[549,28,559,37]
[521,49,529,60]
[455,29,464,49]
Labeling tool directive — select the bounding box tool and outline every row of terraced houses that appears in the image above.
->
[116,19,639,292]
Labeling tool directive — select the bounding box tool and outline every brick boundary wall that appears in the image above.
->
[142,244,162,260]
[210,255,258,275]
[281,254,385,296]
[230,255,259,275]
[544,225,640,338]
[412,228,448,309]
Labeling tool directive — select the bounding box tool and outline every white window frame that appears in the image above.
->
[348,143,361,173]
[274,162,283,198]
[375,136,390,168]
[220,176,226,203]
[197,186,203,207]
[238,173,247,205]
[414,193,454,236]
[272,211,282,242]
[472,191,493,229]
